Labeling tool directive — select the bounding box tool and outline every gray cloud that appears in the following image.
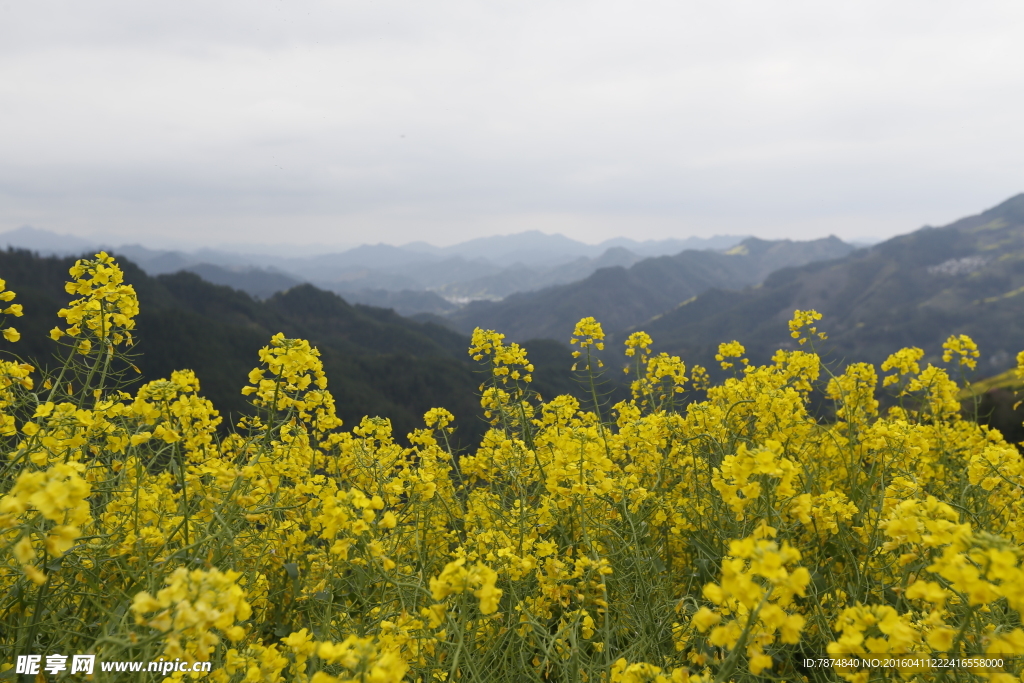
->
[1,0,1022,246]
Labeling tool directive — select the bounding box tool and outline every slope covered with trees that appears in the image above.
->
[0,249,577,446]
[446,236,855,342]
[637,194,1024,378]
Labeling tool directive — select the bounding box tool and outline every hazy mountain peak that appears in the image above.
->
[0,225,97,255]
[400,240,443,254]
[983,192,1024,223]
[593,246,638,263]
[726,234,850,258]
[599,234,749,254]
[442,231,592,265]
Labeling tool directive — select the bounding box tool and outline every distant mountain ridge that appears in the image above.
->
[433,247,645,301]
[636,193,1024,376]
[0,227,749,310]
[444,235,856,342]
[396,231,747,265]
[7,193,1022,442]
[0,226,97,254]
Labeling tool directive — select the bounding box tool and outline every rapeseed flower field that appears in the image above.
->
[1,253,1023,682]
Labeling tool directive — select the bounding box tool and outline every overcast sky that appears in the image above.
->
[1,0,1022,249]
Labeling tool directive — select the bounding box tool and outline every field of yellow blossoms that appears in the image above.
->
[1,253,1023,682]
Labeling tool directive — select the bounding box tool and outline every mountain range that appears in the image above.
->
[635,193,1024,378]
[445,235,857,343]
[2,195,1022,445]
[0,227,748,308]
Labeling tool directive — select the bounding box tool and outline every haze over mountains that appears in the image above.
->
[0,226,747,314]
[4,196,1023,377]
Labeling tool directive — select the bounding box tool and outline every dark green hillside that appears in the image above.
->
[446,236,854,342]
[0,249,574,447]
[637,194,1024,379]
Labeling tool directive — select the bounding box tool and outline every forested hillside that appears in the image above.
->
[0,249,577,446]
[446,235,855,341]
[637,194,1024,378]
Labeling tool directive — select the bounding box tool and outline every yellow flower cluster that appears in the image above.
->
[468,328,539,431]
[714,340,747,370]
[2,260,1024,683]
[825,362,879,423]
[943,333,981,369]
[571,316,605,369]
[51,252,139,352]
[624,331,695,409]
[623,331,652,359]
[788,308,826,345]
[242,333,343,435]
[829,604,923,664]
[0,360,33,436]
[609,657,694,683]
[711,440,797,520]
[823,493,1024,681]
[132,567,252,661]
[429,558,503,615]
[571,316,605,350]
[690,537,809,676]
[313,635,408,683]
[469,328,533,384]
[0,461,90,584]
[881,346,924,386]
[0,278,23,343]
